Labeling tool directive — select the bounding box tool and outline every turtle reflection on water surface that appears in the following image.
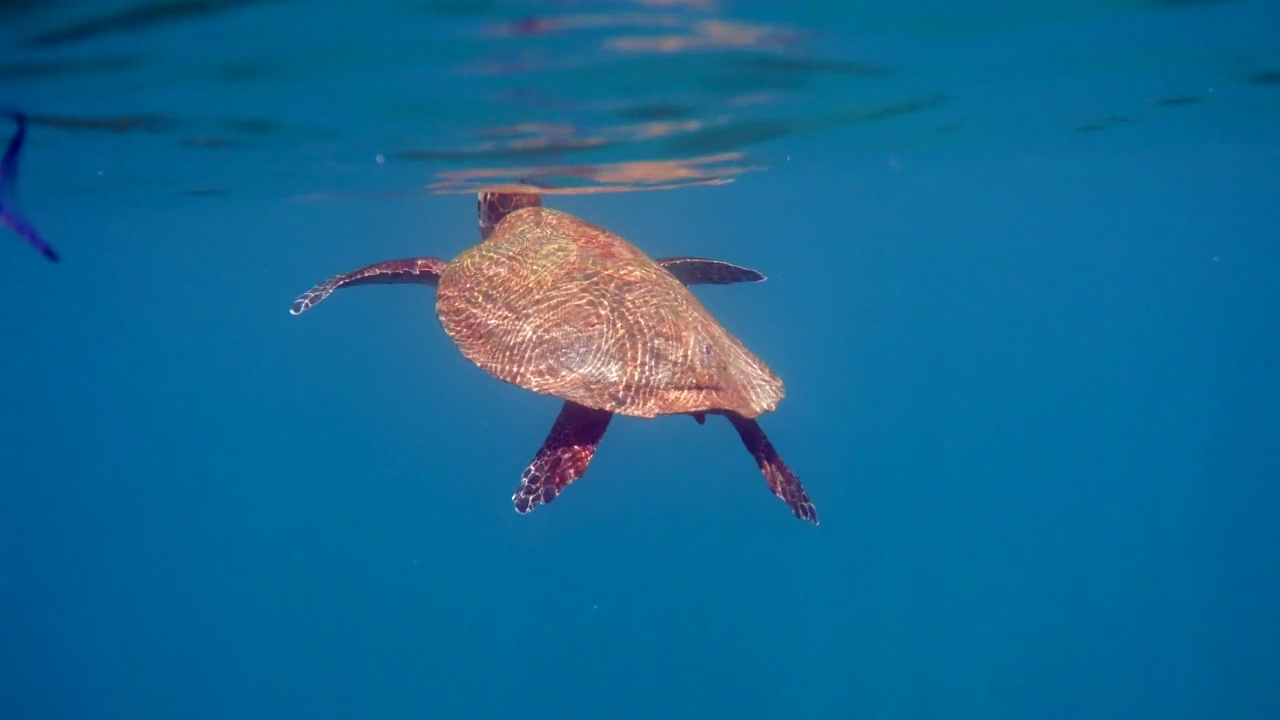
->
[290,190,817,524]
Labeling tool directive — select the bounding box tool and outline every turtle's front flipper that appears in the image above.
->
[724,413,818,524]
[513,401,613,514]
[655,257,765,285]
[1,111,58,262]
[289,257,446,315]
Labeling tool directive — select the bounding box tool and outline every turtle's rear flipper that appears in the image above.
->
[655,257,765,285]
[1,111,58,263]
[725,413,818,525]
[513,401,613,514]
[289,257,446,315]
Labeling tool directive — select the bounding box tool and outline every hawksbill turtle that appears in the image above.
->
[290,190,817,523]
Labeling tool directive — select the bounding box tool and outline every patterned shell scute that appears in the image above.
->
[435,207,783,419]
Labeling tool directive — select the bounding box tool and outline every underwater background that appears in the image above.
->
[2,1,1278,717]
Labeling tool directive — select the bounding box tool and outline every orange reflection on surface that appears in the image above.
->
[630,0,716,8]
[490,13,685,38]
[398,116,718,163]
[605,19,799,54]
[427,153,762,196]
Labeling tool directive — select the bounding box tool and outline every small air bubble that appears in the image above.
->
[375,153,386,164]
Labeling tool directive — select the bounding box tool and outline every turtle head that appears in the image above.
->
[478,189,542,240]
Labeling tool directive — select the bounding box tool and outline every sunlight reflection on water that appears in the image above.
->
[0,0,1274,202]
[0,0,928,197]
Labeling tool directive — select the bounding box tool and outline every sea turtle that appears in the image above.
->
[1,111,59,262]
[290,190,817,523]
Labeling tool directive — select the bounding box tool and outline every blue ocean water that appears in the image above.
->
[2,1,1278,717]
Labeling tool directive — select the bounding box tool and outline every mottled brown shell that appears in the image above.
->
[435,207,783,419]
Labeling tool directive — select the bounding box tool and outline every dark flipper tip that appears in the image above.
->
[772,464,819,525]
[725,413,819,525]
[288,279,339,316]
[512,437,596,514]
